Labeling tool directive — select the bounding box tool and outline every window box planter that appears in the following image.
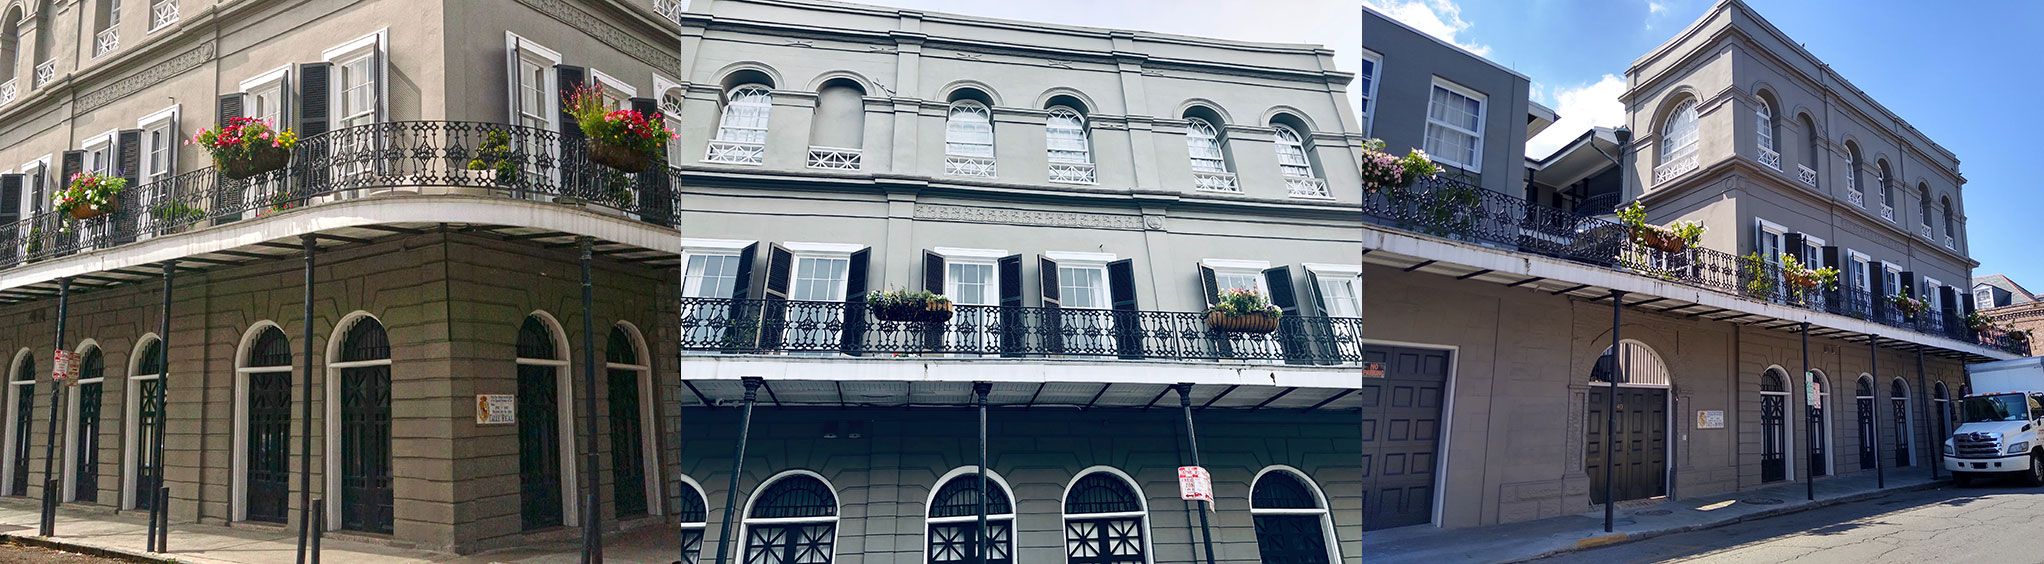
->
[196,117,299,180]
[566,84,675,174]
[69,200,117,220]
[868,290,955,323]
[1205,310,1280,334]
[1206,288,1283,334]
[588,142,654,173]
[217,143,292,180]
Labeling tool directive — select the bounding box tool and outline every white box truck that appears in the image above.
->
[1946,356,2044,486]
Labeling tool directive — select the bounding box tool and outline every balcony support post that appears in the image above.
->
[296,235,319,564]
[974,381,991,564]
[578,237,603,563]
[147,260,175,552]
[1175,383,1219,564]
[1800,322,1813,502]
[1871,335,1884,489]
[1916,345,1935,478]
[37,277,68,537]
[1601,290,1622,532]
[711,377,762,564]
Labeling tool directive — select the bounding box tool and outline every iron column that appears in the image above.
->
[1800,322,1813,502]
[1603,290,1623,533]
[148,260,175,551]
[711,377,762,564]
[1917,345,1935,477]
[296,235,318,564]
[1870,336,1884,489]
[1175,383,1218,564]
[578,237,603,563]
[975,382,991,564]
[37,277,68,537]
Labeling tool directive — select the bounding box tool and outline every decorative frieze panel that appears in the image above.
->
[517,0,682,72]
[78,41,215,113]
[913,204,1148,231]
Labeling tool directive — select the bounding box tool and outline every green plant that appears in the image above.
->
[1777,253,1838,303]
[466,129,521,186]
[24,225,41,258]
[1889,293,1926,317]
[1208,288,1282,318]
[1616,201,1706,252]
[1965,310,1996,332]
[154,202,206,225]
[564,84,675,156]
[56,172,127,218]
[602,171,634,208]
[1362,138,1441,193]
[1741,252,1777,300]
[192,117,299,160]
[868,289,952,311]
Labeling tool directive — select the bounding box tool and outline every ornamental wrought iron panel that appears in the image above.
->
[606,368,647,518]
[1064,473,1141,515]
[707,140,765,165]
[246,371,291,523]
[1808,401,1828,476]
[750,475,837,519]
[1760,392,1786,483]
[134,378,160,510]
[74,350,103,503]
[929,520,1012,564]
[1892,396,1911,468]
[94,29,119,58]
[1064,518,1144,564]
[1285,176,1331,199]
[32,61,54,89]
[930,477,1013,518]
[745,523,835,564]
[1253,515,1330,564]
[516,365,562,530]
[1252,472,1318,509]
[9,379,31,496]
[1048,162,1096,184]
[151,0,179,29]
[1192,171,1239,193]
[680,485,707,564]
[1857,394,1876,470]
[806,147,861,170]
[340,365,393,533]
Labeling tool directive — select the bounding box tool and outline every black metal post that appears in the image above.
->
[148,261,175,552]
[37,278,69,537]
[1917,345,1935,477]
[974,382,991,564]
[1602,290,1623,533]
[1175,384,1218,564]
[578,237,603,564]
[1800,322,1813,501]
[1870,336,1884,489]
[296,235,318,564]
[711,377,762,564]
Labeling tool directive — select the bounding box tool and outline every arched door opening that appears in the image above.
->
[1587,340,1671,501]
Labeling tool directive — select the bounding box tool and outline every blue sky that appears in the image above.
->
[1367,0,2044,287]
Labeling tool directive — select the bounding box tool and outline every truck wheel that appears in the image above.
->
[1952,472,1972,487]
[2030,455,2044,487]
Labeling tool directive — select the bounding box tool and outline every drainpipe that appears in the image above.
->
[711,377,762,564]
[1602,290,1623,533]
[578,237,603,563]
[147,260,174,552]
[36,277,67,537]
[1175,383,1217,564]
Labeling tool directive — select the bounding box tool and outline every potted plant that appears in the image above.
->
[867,289,955,323]
[1778,253,1838,295]
[258,192,295,217]
[193,117,299,180]
[1889,293,1927,318]
[56,172,126,220]
[564,84,676,172]
[1741,252,1776,299]
[1965,311,1997,332]
[1361,138,1442,195]
[153,202,207,232]
[1616,201,1707,253]
[24,225,41,260]
[465,129,521,187]
[1205,288,1283,333]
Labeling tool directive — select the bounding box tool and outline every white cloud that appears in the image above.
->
[1364,0,1492,57]
[1527,74,1628,159]
[1648,1,1668,15]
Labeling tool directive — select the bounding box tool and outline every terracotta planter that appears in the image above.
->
[69,200,117,220]
[217,144,293,180]
[1634,227,1689,253]
[589,142,653,172]
[873,301,955,323]
[1206,311,1280,334]
[1785,272,1820,291]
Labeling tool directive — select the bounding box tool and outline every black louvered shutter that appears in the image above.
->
[1784,234,1806,264]
[1821,246,1841,313]
[629,96,673,224]
[1301,269,1343,365]
[721,242,760,353]
[218,94,245,127]
[297,62,332,193]
[755,244,793,351]
[840,248,870,356]
[1039,256,1062,354]
[112,129,142,244]
[1264,266,1312,364]
[1108,259,1142,359]
[1900,272,1916,299]
[556,65,587,198]
[998,254,1023,357]
[27,162,46,215]
[1199,264,1220,307]
[922,251,948,351]
[1940,286,1960,319]
[0,174,19,267]
[1871,268,1889,319]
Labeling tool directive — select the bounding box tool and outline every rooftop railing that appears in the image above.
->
[1364,176,2028,356]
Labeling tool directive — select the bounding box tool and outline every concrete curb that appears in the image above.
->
[0,533,179,563]
[1506,479,1949,563]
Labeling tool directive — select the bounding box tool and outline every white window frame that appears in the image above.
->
[1754,218,1788,261]
[680,238,754,299]
[238,66,292,129]
[935,247,1005,307]
[1183,117,1230,174]
[119,334,161,510]
[1044,106,1092,184]
[1,350,31,496]
[19,155,49,215]
[62,341,105,503]
[1360,49,1382,136]
[1201,258,1272,296]
[1847,250,1872,292]
[654,74,684,166]
[147,0,177,32]
[1924,277,1944,309]
[504,33,561,132]
[782,241,865,302]
[321,29,388,129]
[1660,100,1700,163]
[136,105,178,184]
[1755,100,1774,153]
[1046,251,1116,311]
[84,130,118,176]
[944,101,996,177]
[1881,262,1902,297]
[1273,124,1315,178]
[1424,77,1487,173]
[589,69,637,111]
[1976,287,1995,310]
[707,84,772,165]
[604,322,664,517]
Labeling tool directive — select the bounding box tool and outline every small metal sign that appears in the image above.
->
[1805,372,1819,407]
[1362,362,1387,379]
[476,394,516,425]
[1178,466,1213,502]
[1696,410,1725,429]
[50,350,73,385]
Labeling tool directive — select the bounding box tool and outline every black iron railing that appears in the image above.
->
[1365,176,2030,356]
[0,121,681,267]
[678,297,1366,364]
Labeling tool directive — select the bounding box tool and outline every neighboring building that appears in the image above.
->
[0,0,689,555]
[670,1,1367,563]
[1360,0,2020,536]
[1974,274,2040,356]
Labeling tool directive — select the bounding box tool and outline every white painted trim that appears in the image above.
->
[920,466,1017,564]
[590,68,639,100]
[738,470,840,561]
[521,311,580,525]
[1301,262,1364,277]
[1043,250,1116,264]
[1199,258,1272,271]
[320,28,385,63]
[62,339,103,503]
[237,64,292,95]
[1357,338,1459,528]
[780,241,865,255]
[1248,465,1342,564]
[1425,76,1487,173]
[120,333,162,510]
[1059,466,1154,564]
[1360,48,1381,137]
[680,238,754,253]
[931,247,1010,260]
[676,473,708,524]
[323,311,388,531]
[504,32,562,131]
[1,348,33,496]
[228,320,286,522]
[1761,366,1796,481]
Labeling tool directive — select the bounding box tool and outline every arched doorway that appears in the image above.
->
[65,343,105,503]
[1587,339,1670,502]
[1760,369,1789,482]
[1934,382,1953,442]
[743,471,839,564]
[925,467,1015,564]
[235,324,292,523]
[1062,469,1149,564]
[329,315,392,533]
[515,313,570,530]
[1856,375,1876,470]
[1251,467,1338,564]
[678,476,707,564]
[4,350,33,496]
[1808,370,1831,476]
[605,323,659,518]
[1891,378,1914,467]
[123,336,163,510]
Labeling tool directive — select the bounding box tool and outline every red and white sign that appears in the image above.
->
[50,350,73,384]
[1362,362,1387,379]
[1177,466,1213,502]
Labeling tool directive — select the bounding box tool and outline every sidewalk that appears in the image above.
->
[0,499,685,563]
[1363,468,1944,563]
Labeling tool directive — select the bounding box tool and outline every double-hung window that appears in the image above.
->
[1274,124,1328,198]
[679,239,753,346]
[84,133,115,176]
[1184,117,1236,192]
[134,107,177,237]
[944,101,995,177]
[1847,250,1872,301]
[1424,78,1485,172]
[1360,50,1381,135]
[934,247,1005,352]
[1047,251,1114,354]
[1975,287,1995,310]
[780,242,862,350]
[241,68,289,129]
[1755,219,1788,301]
[1044,106,1092,184]
[507,35,559,132]
[1882,263,1903,303]
[323,31,385,184]
[1305,263,1363,360]
[591,70,635,111]
[707,85,770,165]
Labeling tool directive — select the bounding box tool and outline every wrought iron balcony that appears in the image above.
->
[32,61,53,89]
[679,297,1365,364]
[0,121,679,269]
[806,146,860,170]
[94,29,119,58]
[1362,175,2029,356]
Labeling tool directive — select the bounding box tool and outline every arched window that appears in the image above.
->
[1754,98,1776,155]
[1185,117,1228,173]
[606,323,657,518]
[1807,371,1831,476]
[1877,159,1893,209]
[1890,378,1914,467]
[1660,100,1699,162]
[662,87,685,166]
[679,478,708,564]
[745,472,839,564]
[237,325,292,523]
[707,84,771,164]
[4,351,34,497]
[1063,470,1147,564]
[1799,114,1819,169]
[1933,381,1954,441]
[926,468,1015,564]
[1251,469,1337,563]
[1,7,21,90]
[1758,369,1788,482]
[124,337,164,510]
[1844,143,1863,196]
[1045,105,1092,184]
[1274,121,1328,198]
[92,0,117,56]
[515,314,570,531]
[1941,195,1954,239]
[1590,339,1671,386]
[332,316,393,533]
[66,344,105,503]
[1855,375,1877,471]
[1918,184,1932,228]
[944,101,995,177]
[807,79,866,170]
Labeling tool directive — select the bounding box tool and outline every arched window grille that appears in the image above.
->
[1877,159,1892,209]
[1274,125,1314,178]
[1660,101,1699,162]
[127,338,163,510]
[3,352,31,497]
[1758,369,1788,482]
[679,481,708,564]
[514,315,568,531]
[1251,469,1336,563]
[1045,106,1093,184]
[1185,118,1228,173]
[1063,471,1146,564]
[1755,100,1776,154]
[927,471,1014,564]
[745,473,839,564]
[239,325,292,523]
[945,101,996,177]
[708,84,771,164]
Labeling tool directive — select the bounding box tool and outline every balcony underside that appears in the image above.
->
[679,355,1365,410]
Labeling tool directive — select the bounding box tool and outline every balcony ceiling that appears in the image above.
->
[680,378,1364,411]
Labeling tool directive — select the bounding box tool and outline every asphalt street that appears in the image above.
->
[1536,478,2044,563]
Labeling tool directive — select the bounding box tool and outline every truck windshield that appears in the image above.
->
[1960,394,2031,423]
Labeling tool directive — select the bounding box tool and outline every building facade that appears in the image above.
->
[1974,274,2040,357]
[0,0,691,555]
[1359,0,2022,535]
[671,0,1367,563]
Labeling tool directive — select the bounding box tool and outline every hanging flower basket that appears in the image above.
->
[194,117,300,180]
[1205,310,1280,334]
[565,84,675,173]
[56,172,127,221]
[70,200,117,220]
[588,141,653,172]
[867,290,956,323]
[218,143,293,180]
[1634,227,1690,253]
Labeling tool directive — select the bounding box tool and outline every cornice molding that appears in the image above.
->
[518,0,682,73]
